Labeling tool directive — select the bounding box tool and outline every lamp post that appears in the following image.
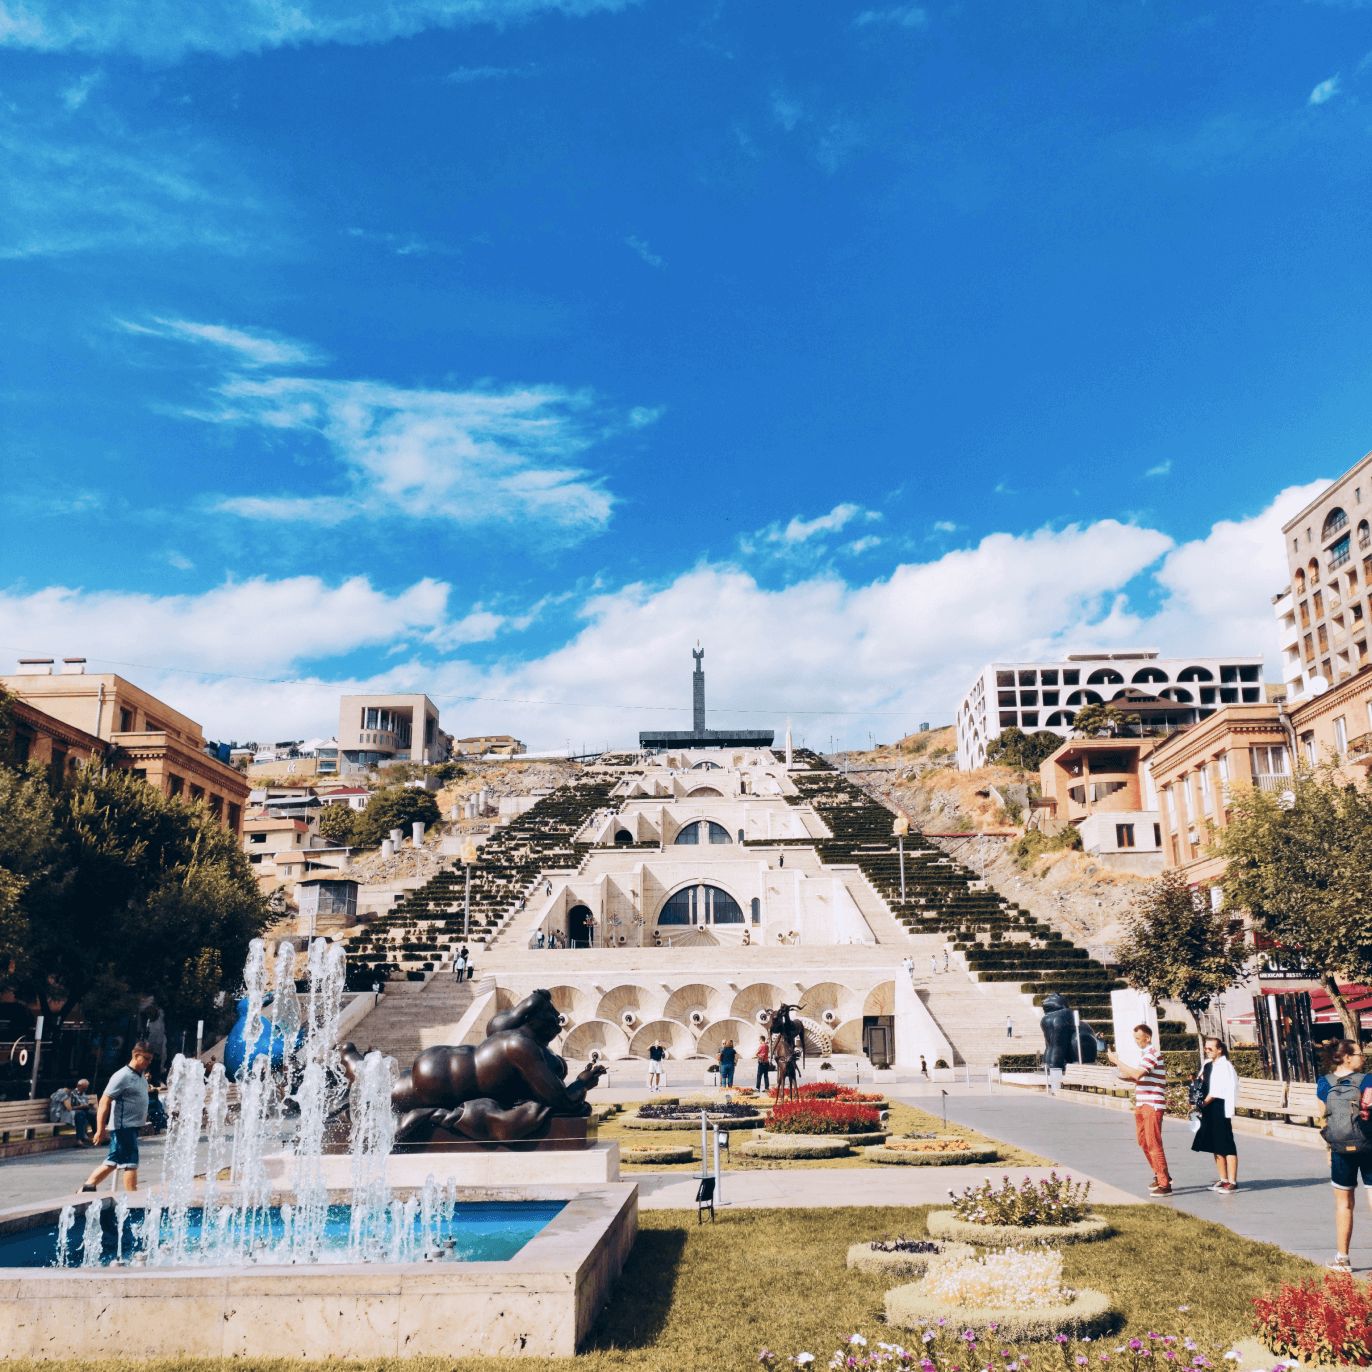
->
[460,838,478,940]
[893,813,909,904]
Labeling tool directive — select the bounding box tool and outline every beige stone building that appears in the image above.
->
[454,734,526,756]
[1278,450,1372,705]
[337,693,445,773]
[0,658,249,833]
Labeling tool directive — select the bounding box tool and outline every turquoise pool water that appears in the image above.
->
[0,1202,566,1268]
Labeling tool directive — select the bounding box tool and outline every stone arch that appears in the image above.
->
[561,1019,630,1061]
[1309,557,1321,585]
[1176,666,1213,682]
[1323,507,1348,540]
[1131,667,1169,684]
[655,879,747,927]
[595,984,658,1027]
[687,785,724,797]
[629,1019,697,1058]
[546,985,594,1029]
[614,828,634,845]
[1086,668,1124,685]
[831,1017,865,1054]
[1065,690,1103,706]
[731,982,786,1022]
[1045,711,1074,726]
[1160,687,1193,703]
[795,981,860,1026]
[695,1017,755,1058]
[664,983,731,1026]
[863,981,896,1016]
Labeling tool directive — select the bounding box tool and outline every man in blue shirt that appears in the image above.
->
[81,1041,153,1193]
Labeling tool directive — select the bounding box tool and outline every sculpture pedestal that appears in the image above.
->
[394,1116,596,1153]
[262,1140,621,1190]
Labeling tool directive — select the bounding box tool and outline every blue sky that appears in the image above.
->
[0,0,1367,748]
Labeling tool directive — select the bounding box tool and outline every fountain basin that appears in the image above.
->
[264,1142,621,1188]
[0,1183,637,1360]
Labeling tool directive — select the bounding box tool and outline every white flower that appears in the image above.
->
[796,1356,815,1366]
[849,1336,868,1347]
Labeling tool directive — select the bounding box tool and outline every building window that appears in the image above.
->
[1153,823,1162,847]
[1302,732,1316,766]
[1319,625,1330,653]
[659,884,743,925]
[227,803,240,832]
[1018,670,1037,686]
[1116,824,1135,848]
[1304,633,1315,663]
[119,708,133,732]
[1164,786,1177,828]
[750,897,761,924]
[249,833,267,844]
[1042,691,1059,706]
[1020,691,1038,707]
[168,774,183,798]
[1021,712,1039,727]
[1217,752,1229,784]
[1041,670,1059,685]
[1335,716,1348,754]
[1063,669,1080,685]
[1300,601,1310,628]
[190,784,204,802]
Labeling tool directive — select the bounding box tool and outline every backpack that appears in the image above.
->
[1321,1073,1371,1152]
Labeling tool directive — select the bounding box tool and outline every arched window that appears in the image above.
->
[691,760,721,770]
[1177,666,1213,682]
[687,786,723,797]
[1309,558,1320,586]
[1160,687,1193,703]
[1045,711,1075,726]
[1295,568,1306,593]
[1065,690,1103,706]
[614,829,634,845]
[658,884,744,925]
[750,897,761,924]
[1131,667,1169,684]
[1323,507,1348,540]
[673,821,732,845]
[1360,520,1370,550]
[1086,668,1124,685]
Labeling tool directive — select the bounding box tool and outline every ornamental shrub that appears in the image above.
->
[768,1101,880,1135]
[1253,1272,1372,1365]
[769,1083,883,1102]
[948,1172,1092,1227]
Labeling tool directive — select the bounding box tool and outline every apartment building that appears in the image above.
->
[454,734,526,756]
[337,693,446,772]
[1038,736,1164,873]
[956,651,1266,770]
[1277,450,1372,706]
[0,658,249,833]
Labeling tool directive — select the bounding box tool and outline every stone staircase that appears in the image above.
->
[346,977,476,1067]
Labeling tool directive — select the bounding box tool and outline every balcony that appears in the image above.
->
[1347,732,1372,764]
[1327,509,1349,538]
[1331,545,1352,571]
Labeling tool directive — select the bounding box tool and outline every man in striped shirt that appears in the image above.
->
[1108,1024,1172,1196]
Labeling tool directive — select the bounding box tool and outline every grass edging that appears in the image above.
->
[927,1212,1113,1245]
[865,1145,998,1166]
[885,1283,1116,1340]
[846,1240,975,1278]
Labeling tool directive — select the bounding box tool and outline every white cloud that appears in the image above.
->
[1310,76,1341,105]
[627,406,664,428]
[119,317,325,368]
[854,6,927,28]
[446,65,533,83]
[60,70,101,110]
[1146,460,1171,477]
[933,520,957,533]
[625,235,663,268]
[847,536,882,554]
[778,504,865,543]
[0,0,638,60]
[770,92,803,133]
[0,488,1321,748]
[165,551,194,570]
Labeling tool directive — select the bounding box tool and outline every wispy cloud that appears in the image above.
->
[166,550,194,570]
[1309,75,1341,105]
[627,406,664,428]
[933,520,957,533]
[0,0,640,59]
[60,70,102,109]
[854,6,927,28]
[119,317,325,368]
[625,234,664,268]
[994,481,1017,495]
[445,64,534,83]
[739,503,884,558]
[1146,460,1171,478]
[848,536,882,554]
[770,91,803,133]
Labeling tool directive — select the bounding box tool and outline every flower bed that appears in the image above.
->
[845,1238,975,1278]
[866,1143,998,1166]
[927,1210,1112,1246]
[770,1083,887,1103]
[740,1137,852,1159]
[1252,1271,1372,1365]
[768,1101,881,1136]
[950,1172,1093,1226]
[624,1103,766,1130]
[885,1282,1115,1340]
[756,1128,889,1146]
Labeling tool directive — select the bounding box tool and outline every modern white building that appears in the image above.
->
[956,650,1267,771]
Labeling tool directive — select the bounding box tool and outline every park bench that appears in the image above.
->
[1234,1079,1289,1118]
[1062,1064,1130,1096]
[1284,1082,1322,1124]
[0,1099,70,1143]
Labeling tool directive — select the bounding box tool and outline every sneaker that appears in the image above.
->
[1209,1181,1228,1191]
[1330,1255,1352,1271]
[1218,1182,1238,1192]
[1149,1184,1174,1196]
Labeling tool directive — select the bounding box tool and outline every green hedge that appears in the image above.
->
[998,1053,1040,1071]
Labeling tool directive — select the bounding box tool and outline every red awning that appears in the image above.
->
[1257,985,1372,1024]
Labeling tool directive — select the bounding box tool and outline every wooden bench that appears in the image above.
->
[0,1099,69,1143]
[1062,1064,1131,1096]
[1235,1079,1289,1118]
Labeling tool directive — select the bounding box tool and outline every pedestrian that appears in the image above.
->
[930,953,938,976]
[1318,1039,1372,1270]
[460,944,473,980]
[943,949,949,973]
[779,854,784,868]
[454,947,466,980]
[80,1040,154,1193]
[1191,1037,1239,1192]
[536,930,545,950]
[1106,1023,1171,1196]
[648,1041,665,1092]
[756,1035,772,1091]
[920,1054,929,1080]
[1006,1015,1013,1039]
[717,1039,737,1089]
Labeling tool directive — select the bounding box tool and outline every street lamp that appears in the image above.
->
[893,813,909,904]
[460,838,478,940]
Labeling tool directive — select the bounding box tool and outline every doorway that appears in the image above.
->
[568,904,593,948]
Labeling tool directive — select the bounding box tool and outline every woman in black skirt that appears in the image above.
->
[1191,1036,1239,1191]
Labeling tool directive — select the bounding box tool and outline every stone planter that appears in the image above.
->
[845,1240,975,1279]
[622,1145,694,1164]
[866,1144,998,1166]
[755,1128,890,1147]
[741,1138,851,1159]
[926,1211,1113,1246]
[885,1283,1115,1340]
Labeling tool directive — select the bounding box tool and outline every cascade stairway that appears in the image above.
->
[347,977,475,1067]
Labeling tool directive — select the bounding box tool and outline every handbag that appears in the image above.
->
[1187,1074,1207,1110]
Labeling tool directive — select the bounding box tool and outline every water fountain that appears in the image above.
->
[0,937,636,1360]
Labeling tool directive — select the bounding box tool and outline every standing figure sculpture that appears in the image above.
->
[341,988,605,1143]
[764,1003,806,1102]
[1039,992,1100,1070]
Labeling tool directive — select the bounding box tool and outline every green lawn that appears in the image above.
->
[19,1205,1318,1372]
[603,1100,1055,1170]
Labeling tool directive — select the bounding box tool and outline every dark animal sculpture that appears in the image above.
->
[763,1003,807,1102]
[1039,992,1100,1071]
[341,988,605,1142]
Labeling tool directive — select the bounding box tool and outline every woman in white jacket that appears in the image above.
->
[1191,1037,1239,1191]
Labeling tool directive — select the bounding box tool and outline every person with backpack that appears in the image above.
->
[1318,1039,1372,1271]
[1190,1037,1239,1191]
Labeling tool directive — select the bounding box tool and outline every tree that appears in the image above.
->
[0,764,269,1028]
[317,802,359,846]
[1114,868,1244,1058]
[1071,703,1141,738]
[356,785,441,847]
[1218,767,1372,1041]
[986,727,1065,770]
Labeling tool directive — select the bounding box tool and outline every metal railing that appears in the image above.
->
[1253,773,1291,792]
[1330,546,1351,571]
[1326,509,1349,537]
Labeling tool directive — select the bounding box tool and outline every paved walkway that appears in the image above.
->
[916,1090,1359,1270]
[0,1138,173,1208]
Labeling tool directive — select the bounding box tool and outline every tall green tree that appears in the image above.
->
[0,764,268,1027]
[1071,702,1141,738]
[356,785,441,847]
[1114,868,1244,1058]
[985,727,1064,770]
[316,802,359,846]
[1218,768,1372,1040]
